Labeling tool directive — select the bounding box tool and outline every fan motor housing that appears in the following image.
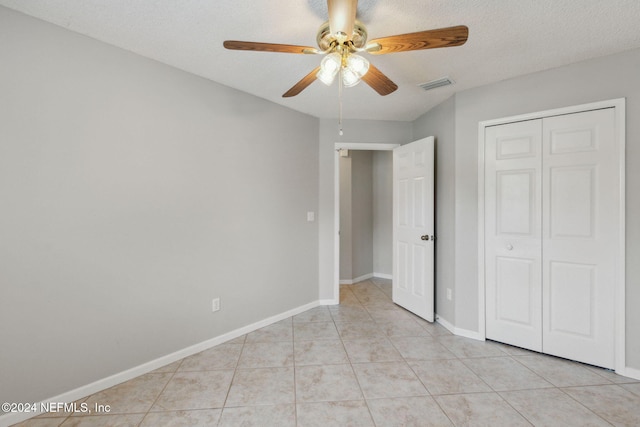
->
[317,20,368,51]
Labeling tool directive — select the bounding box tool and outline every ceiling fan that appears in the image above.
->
[223,0,468,98]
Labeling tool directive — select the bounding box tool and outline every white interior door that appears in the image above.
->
[485,119,543,351]
[542,108,618,368]
[392,137,434,321]
[484,108,619,369]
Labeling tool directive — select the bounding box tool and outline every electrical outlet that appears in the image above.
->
[446,288,452,301]
[212,298,220,312]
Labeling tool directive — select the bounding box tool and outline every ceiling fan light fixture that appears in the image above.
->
[317,67,337,86]
[317,52,342,85]
[346,54,369,78]
[341,67,361,87]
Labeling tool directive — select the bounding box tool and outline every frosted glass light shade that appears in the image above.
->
[317,52,341,86]
[341,68,360,87]
[346,54,369,78]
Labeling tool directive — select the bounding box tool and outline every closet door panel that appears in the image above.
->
[542,108,618,369]
[485,120,543,351]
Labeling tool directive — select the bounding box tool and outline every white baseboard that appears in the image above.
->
[340,272,392,285]
[620,366,640,381]
[435,318,640,380]
[435,315,456,334]
[436,315,484,341]
[339,272,374,285]
[319,298,339,305]
[0,300,320,427]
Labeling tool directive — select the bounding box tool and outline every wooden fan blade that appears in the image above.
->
[361,64,398,96]
[368,25,468,55]
[223,40,319,54]
[283,66,321,98]
[327,0,357,38]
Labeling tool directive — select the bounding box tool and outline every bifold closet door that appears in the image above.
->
[486,108,618,369]
[485,119,543,352]
[542,108,617,369]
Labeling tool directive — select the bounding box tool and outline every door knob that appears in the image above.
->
[421,235,429,241]
[507,244,513,250]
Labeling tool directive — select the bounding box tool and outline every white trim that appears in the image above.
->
[477,98,626,373]
[340,272,374,285]
[621,366,640,381]
[335,142,400,151]
[319,298,339,305]
[477,122,487,340]
[332,142,401,303]
[478,98,625,127]
[0,300,319,427]
[436,315,484,341]
[615,100,626,376]
[339,273,391,286]
[435,315,456,334]
[333,149,341,306]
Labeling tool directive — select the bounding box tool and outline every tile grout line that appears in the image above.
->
[137,357,186,427]
[334,295,377,425]
[400,345,460,427]
[365,280,505,426]
[377,281,460,427]
[217,335,247,426]
[557,384,626,426]
[291,316,299,426]
[456,354,502,377]
[342,280,451,426]
[491,390,536,427]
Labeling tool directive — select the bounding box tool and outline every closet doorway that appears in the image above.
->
[478,99,625,371]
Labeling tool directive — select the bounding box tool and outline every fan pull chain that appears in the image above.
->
[338,68,344,136]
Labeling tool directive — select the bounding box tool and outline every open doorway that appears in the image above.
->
[333,138,436,323]
[333,143,399,302]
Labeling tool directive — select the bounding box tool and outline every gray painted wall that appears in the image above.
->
[0,6,319,404]
[415,48,640,370]
[372,151,392,276]
[350,150,374,279]
[318,119,413,299]
[413,96,456,321]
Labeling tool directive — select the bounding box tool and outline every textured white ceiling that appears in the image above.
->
[2,0,640,121]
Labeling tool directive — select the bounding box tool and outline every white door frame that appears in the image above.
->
[333,142,400,302]
[477,98,627,374]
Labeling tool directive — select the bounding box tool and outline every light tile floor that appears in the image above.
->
[13,278,640,426]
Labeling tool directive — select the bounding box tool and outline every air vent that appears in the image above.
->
[419,77,454,91]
